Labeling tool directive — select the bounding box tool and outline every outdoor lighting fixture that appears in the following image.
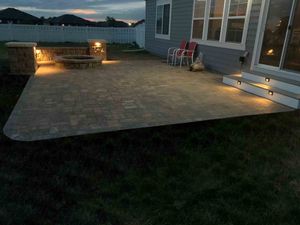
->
[92,42,105,54]
[95,42,101,48]
[265,77,270,82]
[268,90,274,96]
[237,80,242,85]
[35,48,42,60]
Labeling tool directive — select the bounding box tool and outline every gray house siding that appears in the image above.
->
[145,0,193,56]
[145,0,263,75]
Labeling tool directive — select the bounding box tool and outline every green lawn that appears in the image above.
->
[0,42,300,225]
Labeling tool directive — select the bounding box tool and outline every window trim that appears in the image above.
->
[190,0,253,50]
[155,0,172,40]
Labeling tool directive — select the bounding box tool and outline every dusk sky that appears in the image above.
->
[0,0,145,22]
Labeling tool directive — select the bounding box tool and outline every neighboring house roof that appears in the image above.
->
[0,8,39,24]
[132,19,145,27]
[49,14,93,26]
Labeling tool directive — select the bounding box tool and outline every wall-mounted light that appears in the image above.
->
[93,42,103,54]
[237,80,242,85]
[265,77,270,82]
[95,42,101,48]
[35,49,42,60]
[268,90,274,96]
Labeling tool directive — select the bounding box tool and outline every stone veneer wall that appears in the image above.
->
[88,40,107,60]
[6,42,38,75]
[36,47,89,62]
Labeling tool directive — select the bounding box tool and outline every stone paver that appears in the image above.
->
[4,59,292,141]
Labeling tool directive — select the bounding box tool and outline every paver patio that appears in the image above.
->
[4,58,292,141]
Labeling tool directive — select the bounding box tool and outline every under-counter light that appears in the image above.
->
[35,49,42,60]
[95,42,101,47]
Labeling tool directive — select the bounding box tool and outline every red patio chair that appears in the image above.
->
[174,42,198,67]
[167,40,188,65]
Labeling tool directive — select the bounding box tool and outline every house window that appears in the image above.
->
[191,0,252,50]
[226,0,248,43]
[192,0,206,39]
[156,0,172,39]
[207,0,224,40]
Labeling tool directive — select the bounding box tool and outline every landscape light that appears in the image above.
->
[95,42,101,47]
[35,49,41,60]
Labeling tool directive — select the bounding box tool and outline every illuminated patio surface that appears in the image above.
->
[4,59,292,141]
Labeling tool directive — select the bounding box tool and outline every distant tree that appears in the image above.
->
[39,16,45,24]
[106,16,116,27]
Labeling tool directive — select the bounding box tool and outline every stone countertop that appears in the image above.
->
[87,39,107,43]
[6,42,37,48]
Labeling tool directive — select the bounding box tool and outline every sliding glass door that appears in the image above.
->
[258,0,300,74]
[283,0,300,72]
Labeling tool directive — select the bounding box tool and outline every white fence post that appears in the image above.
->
[86,26,89,40]
[135,24,145,48]
[61,26,65,42]
[35,24,40,42]
[9,23,13,40]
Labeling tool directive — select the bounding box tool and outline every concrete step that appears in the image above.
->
[223,75,300,109]
[242,72,300,94]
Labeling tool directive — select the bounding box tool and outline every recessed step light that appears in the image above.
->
[223,75,300,108]
[265,77,270,82]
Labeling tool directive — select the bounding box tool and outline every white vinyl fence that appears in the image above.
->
[0,24,145,47]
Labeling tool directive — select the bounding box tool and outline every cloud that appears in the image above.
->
[70,9,97,15]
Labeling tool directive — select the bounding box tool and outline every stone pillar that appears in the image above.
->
[6,42,38,75]
[88,39,107,60]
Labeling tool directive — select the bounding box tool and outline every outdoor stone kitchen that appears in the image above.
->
[5,39,107,74]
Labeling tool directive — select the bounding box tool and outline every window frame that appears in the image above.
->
[155,0,172,40]
[190,0,253,50]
